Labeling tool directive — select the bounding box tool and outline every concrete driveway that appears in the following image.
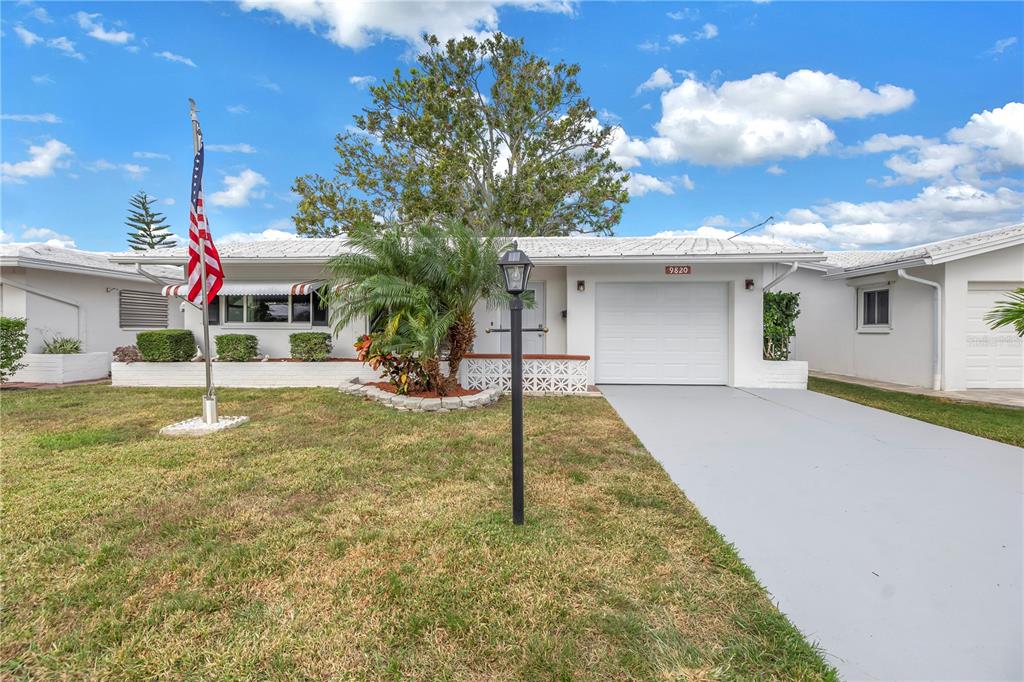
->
[600,385,1022,681]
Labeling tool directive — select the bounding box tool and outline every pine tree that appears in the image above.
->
[126,190,174,250]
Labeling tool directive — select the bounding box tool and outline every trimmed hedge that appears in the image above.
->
[137,329,195,362]
[216,334,259,362]
[290,332,332,361]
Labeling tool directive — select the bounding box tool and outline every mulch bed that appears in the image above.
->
[368,381,480,399]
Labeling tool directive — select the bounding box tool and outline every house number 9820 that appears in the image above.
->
[665,265,692,275]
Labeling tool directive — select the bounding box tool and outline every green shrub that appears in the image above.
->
[41,335,82,354]
[0,317,29,383]
[763,291,801,361]
[290,332,332,361]
[216,334,259,362]
[137,329,195,362]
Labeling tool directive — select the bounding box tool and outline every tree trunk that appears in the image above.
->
[446,312,476,387]
[422,356,447,396]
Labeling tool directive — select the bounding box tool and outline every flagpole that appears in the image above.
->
[189,98,217,424]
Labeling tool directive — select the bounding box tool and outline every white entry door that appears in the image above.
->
[595,282,729,384]
[499,282,546,355]
[965,285,1024,388]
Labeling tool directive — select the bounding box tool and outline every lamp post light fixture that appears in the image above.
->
[498,242,534,525]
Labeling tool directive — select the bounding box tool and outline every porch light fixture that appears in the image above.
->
[576,280,585,292]
[498,241,533,526]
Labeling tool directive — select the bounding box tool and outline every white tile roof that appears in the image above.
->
[823,223,1024,276]
[110,235,821,264]
[1,243,181,280]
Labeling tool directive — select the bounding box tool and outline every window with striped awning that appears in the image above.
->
[119,289,169,329]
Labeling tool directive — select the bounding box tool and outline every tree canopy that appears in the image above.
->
[293,33,629,237]
[125,190,174,250]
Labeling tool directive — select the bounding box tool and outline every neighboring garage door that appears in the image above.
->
[596,282,728,384]
[965,284,1024,389]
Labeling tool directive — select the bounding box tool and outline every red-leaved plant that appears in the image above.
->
[354,334,428,395]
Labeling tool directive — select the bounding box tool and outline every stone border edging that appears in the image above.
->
[338,381,502,412]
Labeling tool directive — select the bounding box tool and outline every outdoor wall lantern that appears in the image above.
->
[745,279,755,291]
[576,280,586,292]
[498,242,534,526]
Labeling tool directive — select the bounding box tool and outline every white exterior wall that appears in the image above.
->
[470,266,567,354]
[779,267,856,375]
[942,245,1024,390]
[0,266,184,354]
[563,262,766,386]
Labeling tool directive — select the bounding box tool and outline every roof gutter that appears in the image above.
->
[763,262,799,292]
[823,257,930,280]
[897,268,942,391]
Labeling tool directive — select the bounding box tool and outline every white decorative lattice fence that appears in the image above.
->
[461,355,590,394]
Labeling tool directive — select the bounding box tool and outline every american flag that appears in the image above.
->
[186,120,223,304]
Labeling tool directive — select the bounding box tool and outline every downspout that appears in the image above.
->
[897,269,942,391]
[764,262,799,291]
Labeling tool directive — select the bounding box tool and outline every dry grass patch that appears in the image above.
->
[1,385,835,680]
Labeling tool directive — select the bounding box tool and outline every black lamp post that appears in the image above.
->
[498,242,533,526]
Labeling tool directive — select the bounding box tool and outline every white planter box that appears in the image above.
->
[742,360,809,389]
[10,352,111,384]
[111,361,381,388]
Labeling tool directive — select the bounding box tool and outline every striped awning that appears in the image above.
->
[162,281,324,297]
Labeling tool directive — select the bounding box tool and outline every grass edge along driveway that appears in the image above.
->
[809,376,1024,448]
[2,385,836,680]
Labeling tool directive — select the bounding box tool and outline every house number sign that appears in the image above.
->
[665,265,692,275]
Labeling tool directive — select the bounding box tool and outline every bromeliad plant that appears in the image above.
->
[326,220,510,395]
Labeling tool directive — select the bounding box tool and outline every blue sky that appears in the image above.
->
[2,1,1021,252]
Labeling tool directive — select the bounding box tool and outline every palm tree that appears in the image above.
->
[985,287,1024,337]
[325,221,510,394]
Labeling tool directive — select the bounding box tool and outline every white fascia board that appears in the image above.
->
[823,257,929,280]
[927,234,1024,265]
[2,257,155,282]
[529,253,825,266]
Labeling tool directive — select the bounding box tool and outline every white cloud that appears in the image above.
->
[227,104,249,114]
[986,36,1018,56]
[695,23,718,40]
[162,197,177,206]
[1,139,73,183]
[20,226,77,248]
[238,0,573,50]
[132,151,170,160]
[653,225,783,244]
[206,143,257,153]
[667,33,688,45]
[155,51,197,67]
[765,164,786,175]
[14,24,42,45]
[256,76,281,92]
[75,11,134,44]
[219,226,299,244]
[635,69,914,166]
[0,113,61,123]
[677,174,695,191]
[48,36,84,60]
[86,159,149,179]
[626,173,674,197]
[637,40,669,53]
[667,9,698,20]
[349,74,376,89]
[635,67,674,94]
[208,169,268,207]
[947,101,1023,167]
[27,7,52,23]
[607,125,649,170]
[31,74,54,85]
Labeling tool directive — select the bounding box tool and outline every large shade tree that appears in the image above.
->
[293,33,629,237]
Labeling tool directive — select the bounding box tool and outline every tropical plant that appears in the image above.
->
[0,317,29,383]
[41,335,82,354]
[126,190,174,250]
[763,291,801,361]
[292,33,628,237]
[112,345,142,363]
[290,332,332,361]
[354,334,428,395]
[984,287,1024,337]
[326,221,510,394]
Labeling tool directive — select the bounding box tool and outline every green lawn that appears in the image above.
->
[809,377,1024,448]
[1,385,835,680]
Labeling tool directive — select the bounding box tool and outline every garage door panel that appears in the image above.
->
[965,286,1023,389]
[596,282,728,385]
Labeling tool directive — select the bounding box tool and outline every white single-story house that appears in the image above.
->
[1,244,184,382]
[109,236,825,389]
[778,223,1024,391]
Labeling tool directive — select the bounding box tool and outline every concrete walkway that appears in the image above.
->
[812,371,1024,409]
[601,385,1023,681]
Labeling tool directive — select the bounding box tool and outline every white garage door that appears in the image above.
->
[965,285,1024,389]
[596,282,728,384]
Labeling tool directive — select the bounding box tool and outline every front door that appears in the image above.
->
[499,282,546,355]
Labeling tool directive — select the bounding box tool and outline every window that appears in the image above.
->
[247,295,289,323]
[119,290,168,329]
[208,295,220,325]
[292,295,311,322]
[312,293,329,327]
[860,287,891,329]
[225,295,245,323]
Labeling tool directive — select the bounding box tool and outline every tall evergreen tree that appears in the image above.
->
[125,190,174,250]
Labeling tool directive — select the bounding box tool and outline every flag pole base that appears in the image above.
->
[203,396,218,424]
[160,414,249,437]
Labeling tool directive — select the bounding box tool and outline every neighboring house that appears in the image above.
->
[109,236,825,389]
[778,223,1024,391]
[1,244,184,380]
